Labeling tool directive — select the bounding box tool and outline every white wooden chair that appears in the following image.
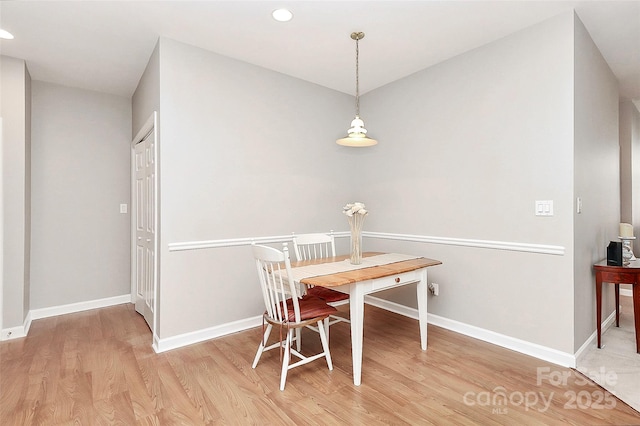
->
[251,243,335,391]
[293,232,337,261]
[292,232,350,341]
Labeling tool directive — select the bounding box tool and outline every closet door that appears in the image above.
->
[134,129,156,332]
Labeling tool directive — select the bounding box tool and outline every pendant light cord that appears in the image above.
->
[355,36,360,117]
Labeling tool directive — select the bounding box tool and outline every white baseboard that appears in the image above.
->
[30,294,131,320]
[365,295,576,368]
[154,315,263,353]
[152,333,161,353]
[150,297,410,353]
[1,294,130,341]
[575,309,617,363]
[4,291,611,372]
[1,311,32,341]
[153,296,580,367]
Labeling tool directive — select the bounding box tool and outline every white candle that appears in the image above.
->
[620,223,634,237]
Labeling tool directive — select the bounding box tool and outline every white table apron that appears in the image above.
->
[278,253,430,386]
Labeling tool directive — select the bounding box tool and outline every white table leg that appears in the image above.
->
[350,284,365,386]
[416,268,428,350]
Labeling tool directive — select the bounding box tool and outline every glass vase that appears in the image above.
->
[349,215,364,265]
[350,228,362,265]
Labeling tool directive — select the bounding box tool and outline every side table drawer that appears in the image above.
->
[369,270,423,292]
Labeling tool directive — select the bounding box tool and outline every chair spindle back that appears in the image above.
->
[253,243,301,323]
[292,232,336,261]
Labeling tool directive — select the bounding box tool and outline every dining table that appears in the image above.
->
[287,252,442,386]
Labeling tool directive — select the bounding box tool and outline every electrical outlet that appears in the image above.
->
[428,283,440,296]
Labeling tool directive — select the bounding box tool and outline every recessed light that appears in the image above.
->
[272,8,293,22]
[0,29,14,40]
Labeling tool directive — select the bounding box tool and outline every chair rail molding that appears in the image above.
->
[365,231,565,255]
[168,231,565,256]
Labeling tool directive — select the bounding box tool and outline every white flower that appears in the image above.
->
[343,202,368,217]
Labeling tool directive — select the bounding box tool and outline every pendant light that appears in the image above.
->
[337,32,378,147]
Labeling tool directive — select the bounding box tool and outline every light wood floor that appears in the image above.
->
[1,304,639,425]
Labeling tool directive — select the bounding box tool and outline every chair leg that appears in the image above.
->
[316,320,333,371]
[252,324,272,368]
[295,328,301,352]
[324,317,330,342]
[280,328,293,391]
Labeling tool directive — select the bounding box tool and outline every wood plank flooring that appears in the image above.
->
[1,303,639,425]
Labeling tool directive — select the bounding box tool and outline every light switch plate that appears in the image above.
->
[535,200,553,216]
[120,204,128,214]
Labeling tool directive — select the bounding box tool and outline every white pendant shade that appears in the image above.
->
[336,135,378,147]
[337,115,378,147]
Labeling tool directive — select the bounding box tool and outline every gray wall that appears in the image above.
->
[135,38,357,338]
[30,81,131,308]
[132,42,160,138]
[573,14,621,351]
[361,12,576,352]
[1,56,31,329]
[367,11,620,354]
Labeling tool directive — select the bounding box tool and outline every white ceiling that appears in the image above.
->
[1,1,639,102]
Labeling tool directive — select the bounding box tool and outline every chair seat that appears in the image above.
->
[280,295,338,322]
[307,286,350,303]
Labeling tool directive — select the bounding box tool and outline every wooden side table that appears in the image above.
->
[593,260,640,353]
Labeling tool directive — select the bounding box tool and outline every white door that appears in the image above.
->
[134,128,156,331]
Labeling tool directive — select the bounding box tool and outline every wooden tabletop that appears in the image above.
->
[295,252,442,288]
[594,259,640,271]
